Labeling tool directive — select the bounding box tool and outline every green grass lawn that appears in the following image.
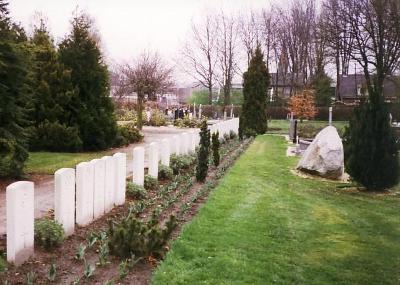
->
[267,119,348,137]
[26,151,110,175]
[151,136,400,285]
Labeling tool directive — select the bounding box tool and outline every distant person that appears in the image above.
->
[179,108,184,119]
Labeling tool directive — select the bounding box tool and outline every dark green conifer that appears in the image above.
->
[344,90,399,190]
[0,0,30,177]
[59,13,117,150]
[196,120,210,182]
[239,46,269,139]
[211,131,220,166]
[30,20,82,151]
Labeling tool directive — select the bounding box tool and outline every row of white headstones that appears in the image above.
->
[5,118,240,266]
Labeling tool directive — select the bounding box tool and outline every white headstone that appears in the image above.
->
[91,159,105,219]
[113,153,127,206]
[102,156,115,212]
[160,139,170,166]
[148,142,159,178]
[7,181,34,266]
[54,168,75,236]
[181,132,189,154]
[76,162,94,226]
[329,107,333,126]
[199,104,202,118]
[172,135,180,155]
[132,147,145,186]
[230,104,234,118]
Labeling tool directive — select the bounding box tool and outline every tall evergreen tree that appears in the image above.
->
[59,13,117,150]
[239,46,269,139]
[344,91,399,190]
[30,20,82,151]
[0,0,30,177]
[196,120,210,182]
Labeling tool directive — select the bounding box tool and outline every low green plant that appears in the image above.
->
[26,271,37,285]
[47,263,57,282]
[223,133,230,142]
[173,116,201,128]
[212,131,220,166]
[83,261,96,279]
[87,232,98,248]
[148,109,167,126]
[108,214,177,259]
[170,154,196,175]
[158,165,173,180]
[103,279,115,285]
[115,123,143,147]
[34,218,65,250]
[128,201,147,215]
[118,260,129,279]
[229,130,237,140]
[126,182,147,199]
[144,174,159,190]
[3,280,11,285]
[75,243,87,261]
[98,242,109,266]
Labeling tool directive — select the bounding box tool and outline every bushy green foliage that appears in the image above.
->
[196,120,210,182]
[29,22,80,152]
[173,116,201,128]
[108,213,177,258]
[312,72,333,106]
[30,120,82,152]
[229,130,237,140]
[212,132,220,166]
[115,123,143,147]
[34,218,65,250]
[126,182,146,200]
[59,13,117,151]
[158,165,173,180]
[344,93,399,190]
[0,1,30,178]
[170,153,196,175]
[239,46,269,139]
[144,174,159,190]
[147,109,167,126]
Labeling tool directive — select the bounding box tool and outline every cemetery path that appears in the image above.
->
[0,126,198,235]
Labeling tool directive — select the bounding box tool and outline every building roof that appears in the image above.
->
[269,73,305,87]
[339,74,400,98]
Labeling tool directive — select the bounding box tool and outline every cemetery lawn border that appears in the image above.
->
[151,135,400,285]
[25,151,110,175]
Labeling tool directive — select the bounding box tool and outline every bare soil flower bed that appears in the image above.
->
[0,138,253,284]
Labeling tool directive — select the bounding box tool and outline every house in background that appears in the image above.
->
[338,74,400,104]
[268,72,306,102]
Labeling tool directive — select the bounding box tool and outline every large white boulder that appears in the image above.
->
[297,126,344,179]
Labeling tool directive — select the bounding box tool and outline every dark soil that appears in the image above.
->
[0,139,252,285]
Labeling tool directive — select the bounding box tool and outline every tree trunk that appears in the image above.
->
[137,95,144,130]
[208,85,213,105]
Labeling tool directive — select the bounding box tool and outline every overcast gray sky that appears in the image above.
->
[9,0,273,64]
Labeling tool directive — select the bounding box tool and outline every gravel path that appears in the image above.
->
[0,126,197,235]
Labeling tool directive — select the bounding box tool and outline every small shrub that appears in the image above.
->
[158,165,173,180]
[47,263,57,282]
[108,214,177,259]
[223,133,230,142]
[34,219,65,250]
[115,123,143,147]
[148,109,167,126]
[30,120,83,152]
[212,132,220,166]
[126,182,146,200]
[144,174,158,190]
[196,120,211,182]
[229,130,237,140]
[170,154,195,175]
[173,116,201,128]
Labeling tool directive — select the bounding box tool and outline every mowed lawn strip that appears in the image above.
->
[26,151,110,175]
[151,135,400,285]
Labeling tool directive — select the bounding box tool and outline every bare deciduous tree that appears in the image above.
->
[118,52,173,129]
[179,15,218,104]
[326,0,400,98]
[216,12,240,107]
